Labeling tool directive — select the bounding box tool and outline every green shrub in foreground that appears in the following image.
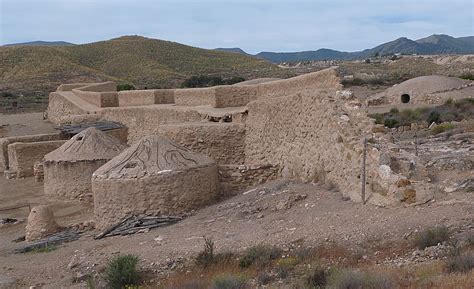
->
[211,274,248,289]
[239,244,282,268]
[445,254,474,273]
[413,226,450,249]
[327,269,394,289]
[104,254,140,289]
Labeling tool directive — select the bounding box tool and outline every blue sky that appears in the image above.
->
[0,0,472,53]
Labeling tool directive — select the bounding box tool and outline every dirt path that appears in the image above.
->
[1,178,472,288]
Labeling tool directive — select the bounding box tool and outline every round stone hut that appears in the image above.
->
[43,127,126,201]
[92,135,219,229]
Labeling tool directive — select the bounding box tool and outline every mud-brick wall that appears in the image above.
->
[245,88,378,201]
[101,105,204,144]
[218,164,280,196]
[7,140,66,177]
[157,122,245,165]
[48,92,90,124]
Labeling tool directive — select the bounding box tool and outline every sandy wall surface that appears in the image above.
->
[174,87,215,106]
[93,165,219,229]
[71,90,119,108]
[218,164,280,196]
[157,122,245,165]
[101,105,204,144]
[7,140,66,177]
[118,89,175,107]
[0,133,63,172]
[44,160,108,201]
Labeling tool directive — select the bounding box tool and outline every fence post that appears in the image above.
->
[414,132,418,156]
[361,138,367,204]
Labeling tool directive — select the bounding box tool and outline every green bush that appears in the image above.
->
[104,254,140,289]
[211,274,247,289]
[328,269,394,289]
[445,254,474,273]
[459,73,474,81]
[413,226,450,249]
[431,123,455,135]
[427,110,441,124]
[180,75,245,88]
[239,245,281,268]
[389,108,399,114]
[384,118,399,128]
[117,83,136,91]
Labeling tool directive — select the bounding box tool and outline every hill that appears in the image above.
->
[0,36,287,94]
[3,41,76,47]
[214,47,248,55]
[255,34,474,63]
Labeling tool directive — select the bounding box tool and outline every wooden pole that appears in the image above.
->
[414,132,418,156]
[361,138,367,204]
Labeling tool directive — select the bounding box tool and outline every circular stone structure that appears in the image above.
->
[25,205,61,242]
[43,127,126,201]
[92,135,219,230]
[384,75,471,104]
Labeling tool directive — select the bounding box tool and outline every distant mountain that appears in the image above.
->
[254,34,474,63]
[3,41,76,47]
[214,47,249,55]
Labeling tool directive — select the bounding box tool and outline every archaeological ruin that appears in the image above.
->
[43,127,126,201]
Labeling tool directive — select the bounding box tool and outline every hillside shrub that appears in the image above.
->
[384,118,398,128]
[305,267,328,288]
[413,226,450,249]
[445,254,474,273]
[431,123,455,135]
[104,254,140,289]
[211,274,247,289]
[180,75,245,88]
[239,245,282,268]
[427,110,441,124]
[117,83,136,91]
[327,269,394,289]
[459,73,474,81]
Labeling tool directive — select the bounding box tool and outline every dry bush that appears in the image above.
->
[211,274,248,289]
[431,123,455,135]
[327,269,394,289]
[413,226,451,249]
[305,266,329,289]
[446,254,474,273]
[238,244,282,268]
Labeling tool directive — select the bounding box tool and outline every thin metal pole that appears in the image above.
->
[361,138,367,204]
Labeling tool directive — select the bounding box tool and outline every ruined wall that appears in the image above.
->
[174,87,215,106]
[218,164,280,196]
[44,160,107,201]
[157,122,245,164]
[47,92,90,124]
[56,83,95,92]
[76,82,117,92]
[71,89,119,108]
[244,69,384,202]
[101,105,204,143]
[0,133,63,172]
[7,140,66,177]
[118,89,175,107]
[93,166,219,229]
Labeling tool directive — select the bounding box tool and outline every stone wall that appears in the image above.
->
[7,140,66,177]
[218,164,280,196]
[244,70,385,202]
[157,122,245,164]
[47,92,90,124]
[174,87,215,106]
[76,82,117,92]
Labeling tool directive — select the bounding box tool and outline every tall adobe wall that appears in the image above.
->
[245,69,399,204]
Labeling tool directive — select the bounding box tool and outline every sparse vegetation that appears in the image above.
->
[459,73,474,81]
[413,226,451,249]
[117,83,136,91]
[104,254,140,289]
[431,123,455,135]
[238,244,282,268]
[327,269,394,289]
[211,274,248,289]
[180,75,245,88]
[445,254,474,273]
[305,266,329,289]
[30,245,57,253]
[370,98,474,128]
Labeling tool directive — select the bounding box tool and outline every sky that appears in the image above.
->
[0,0,473,54]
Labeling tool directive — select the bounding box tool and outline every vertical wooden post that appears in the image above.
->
[361,138,367,204]
[414,132,418,156]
